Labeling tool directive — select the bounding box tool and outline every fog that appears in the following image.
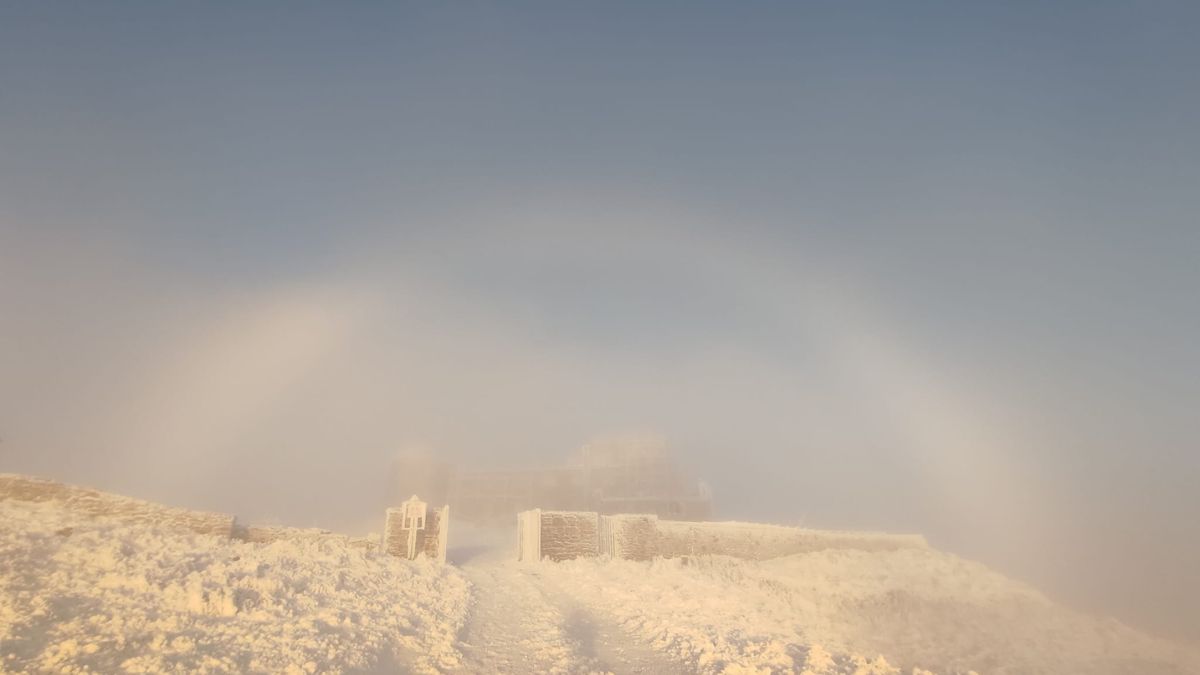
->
[3,0,1199,649]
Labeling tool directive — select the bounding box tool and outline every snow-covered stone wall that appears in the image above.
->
[654,520,927,559]
[540,510,600,561]
[519,510,600,561]
[0,474,235,538]
[231,524,379,551]
[521,508,926,563]
[421,507,448,560]
[598,514,658,561]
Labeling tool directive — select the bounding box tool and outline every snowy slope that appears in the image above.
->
[532,551,1200,675]
[0,499,471,674]
[3,484,1198,675]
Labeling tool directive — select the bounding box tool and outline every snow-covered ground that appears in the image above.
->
[531,551,1200,674]
[0,499,470,674]
[3,490,1199,675]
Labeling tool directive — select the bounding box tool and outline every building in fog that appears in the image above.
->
[388,437,713,524]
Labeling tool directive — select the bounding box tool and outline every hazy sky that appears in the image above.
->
[2,1,1198,645]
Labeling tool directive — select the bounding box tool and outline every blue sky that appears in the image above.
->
[2,1,1199,643]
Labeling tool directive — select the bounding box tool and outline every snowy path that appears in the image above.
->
[450,549,685,675]
[542,583,687,675]
[452,552,583,674]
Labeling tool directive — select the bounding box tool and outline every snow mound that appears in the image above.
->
[537,550,1200,675]
[0,499,470,674]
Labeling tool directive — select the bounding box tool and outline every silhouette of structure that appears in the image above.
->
[388,437,712,524]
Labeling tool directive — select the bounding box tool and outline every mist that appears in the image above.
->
[3,0,1199,651]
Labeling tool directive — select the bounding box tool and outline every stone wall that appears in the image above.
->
[231,524,378,551]
[598,514,658,561]
[535,510,599,561]
[654,520,927,559]
[521,506,927,563]
[421,507,447,560]
[0,474,235,538]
